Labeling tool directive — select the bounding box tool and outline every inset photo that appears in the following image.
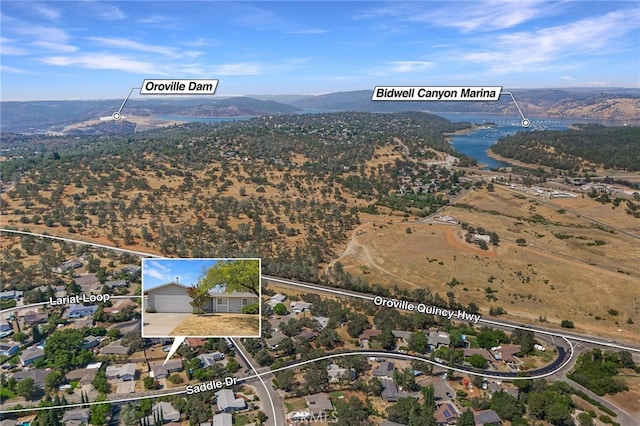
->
[141,258,261,338]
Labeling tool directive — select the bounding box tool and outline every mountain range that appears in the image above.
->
[1,87,638,134]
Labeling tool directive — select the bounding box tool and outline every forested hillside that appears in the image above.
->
[490,125,640,171]
[1,112,469,287]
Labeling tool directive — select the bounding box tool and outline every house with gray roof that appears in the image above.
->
[474,409,502,425]
[20,347,44,366]
[143,401,181,424]
[305,392,333,415]
[0,342,19,357]
[100,340,130,355]
[372,361,395,378]
[105,363,136,381]
[215,389,246,413]
[144,282,258,314]
[13,368,48,388]
[428,330,450,350]
[212,413,232,426]
[62,408,90,425]
[198,352,225,368]
[151,360,183,379]
[66,304,98,319]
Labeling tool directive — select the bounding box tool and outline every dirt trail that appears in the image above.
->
[332,225,420,288]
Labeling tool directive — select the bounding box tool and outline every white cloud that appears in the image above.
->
[0,64,36,74]
[368,60,435,76]
[0,37,29,55]
[386,61,434,73]
[80,1,125,20]
[88,37,179,57]
[462,9,640,73]
[357,1,560,32]
[213,62,263,75]
[32,3,61,20]
[286,29,328,35]
[33,41,77,53]
[15,25,70,44]
[40,53,160,74]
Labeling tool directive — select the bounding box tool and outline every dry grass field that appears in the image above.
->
[332,185,640,342]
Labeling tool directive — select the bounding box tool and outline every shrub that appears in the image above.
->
[242,303,260,314]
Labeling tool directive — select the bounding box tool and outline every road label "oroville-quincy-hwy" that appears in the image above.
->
[373,296,481,324]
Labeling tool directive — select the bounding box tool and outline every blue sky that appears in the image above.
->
[1,1,639,100]
[142,258,218,290]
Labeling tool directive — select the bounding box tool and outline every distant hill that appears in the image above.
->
[0,97,300,134]
[2,88,638,134]
[283,88,640,121]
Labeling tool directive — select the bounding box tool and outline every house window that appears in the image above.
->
[217,298,227,305]
[242,298,250,306]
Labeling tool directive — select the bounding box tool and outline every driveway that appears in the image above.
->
[142,313,191,337]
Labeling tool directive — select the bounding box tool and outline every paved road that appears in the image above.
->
[232,339,285,426]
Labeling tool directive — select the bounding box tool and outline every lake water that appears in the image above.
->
[151,115,255,123]
[437,113,574,169]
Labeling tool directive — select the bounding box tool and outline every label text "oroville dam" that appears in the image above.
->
[373,296,481,324]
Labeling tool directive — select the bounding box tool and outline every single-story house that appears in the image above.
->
[313,316,330,330]
[294,329,318,342]
[0,342,20,357]
[474,409,502,426]
[151,360,183,379]
[428,330,451,349]
[373,361,395,379]
[463,348,493,361]
[82,336,100,349]
[0,290,23,300]
[100,341,131,356]
[290,301,312,314]
[306,392,333,415]
[186,338,208,348]
[144,402,181,424]
[105,363,136,381]
[215,389,246,413]
[326,363,351,383]
[266,331,287,350]
[20,347,44,366]
[198,352,225,368]
[493,345,522,363]
[13,369,48,388]
[54,259,83,273]
[66,304,98,319]
[381,379,401,402]
[392,330,412,342]
[271,293,287,303]
[66,368,98,386]
[105,280,129,289]
[62,408,90,426]
[144,282,258,314]
[212,413,232,426]
[434,403,459,425]
[74,318,94,329]
[23,311,48,325]
[359,329,382,342]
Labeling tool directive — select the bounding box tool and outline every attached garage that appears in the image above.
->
[151,295,192,313]
[145,282,193,313]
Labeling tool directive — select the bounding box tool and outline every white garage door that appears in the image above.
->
[153,295,192,313]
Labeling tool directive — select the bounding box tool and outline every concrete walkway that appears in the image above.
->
[142,313,191,337]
